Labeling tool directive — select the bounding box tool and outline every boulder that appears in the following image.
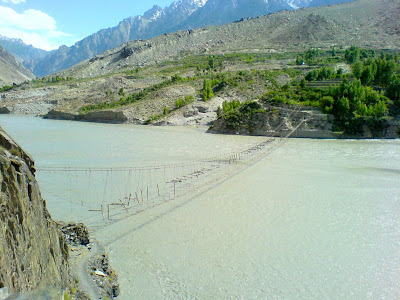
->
[0,107,10,114]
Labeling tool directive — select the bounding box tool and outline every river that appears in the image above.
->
[1,115,399,299]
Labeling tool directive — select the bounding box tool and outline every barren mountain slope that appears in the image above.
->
[0,46,35,86]
[59,0,399,79]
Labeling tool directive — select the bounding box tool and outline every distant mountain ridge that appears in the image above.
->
[0,36,49,71]
[0,0,356,77]
[0,46,35,86]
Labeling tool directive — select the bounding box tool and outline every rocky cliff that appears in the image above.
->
[208,106,400,139]
[0,127,69,293]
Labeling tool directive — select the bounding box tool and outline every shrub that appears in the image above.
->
[175,95,194,109]
[320,96,334,108]
[144,114,162,124]
[202,79,214,101]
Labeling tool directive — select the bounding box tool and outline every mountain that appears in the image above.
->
[0,46,35,86]
[0,36,49,69]
[175,0,299,30]
[58,0,399,79]
[29,0,355,77]
[32,0,208,76]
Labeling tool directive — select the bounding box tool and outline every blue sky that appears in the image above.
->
[0,0,174,50]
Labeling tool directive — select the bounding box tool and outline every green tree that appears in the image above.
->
[202,79,214,101]
[118,88,125,97]
[360,65,375,85]
[386,77,400,102]
[296,56,304,65]
[331,46,336,56]
[336,96,350,117]
[320,96,334,113]
[345,46,360,63]
[352,61,364,79]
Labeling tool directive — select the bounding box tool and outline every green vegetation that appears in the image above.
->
[175,95,194,109]
[345,46,376,63]
[118,87,125,97]
[143,114,163,125]
[218,100,265,131]
[296,47,346,65]
[260,83,325,109]
[387,77,400,103]
[297,47,399,134]
[260,77,396,134]
[32,76,74,84]
[202,79,214,101]
[0,85,14,92]
[352,56,398,86]
[329,80,390,134]
[305,66,337,81]
[125,68,140,75]
[64,292,71,300]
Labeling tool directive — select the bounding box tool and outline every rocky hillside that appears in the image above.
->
[59,0,399,79]
[0,46,35,86]
[22,0,355,76]
[0,127,69,293]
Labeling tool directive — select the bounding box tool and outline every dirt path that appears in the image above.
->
[70,239,105,299]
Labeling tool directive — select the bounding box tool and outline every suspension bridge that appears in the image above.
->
[37,107,308,228]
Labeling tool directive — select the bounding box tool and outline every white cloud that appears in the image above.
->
[0,5,72,50]
[2,0,26,4]
[0,6,55,30]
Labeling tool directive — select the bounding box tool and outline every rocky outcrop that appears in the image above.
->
[89,254,120,299]
[45,109,128,123]
[0,107,10,114]
[208,107,334,137]
[81,111,128,123]
[44,109,78,121]
[0,127,69,293]
[208,106,400,138]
